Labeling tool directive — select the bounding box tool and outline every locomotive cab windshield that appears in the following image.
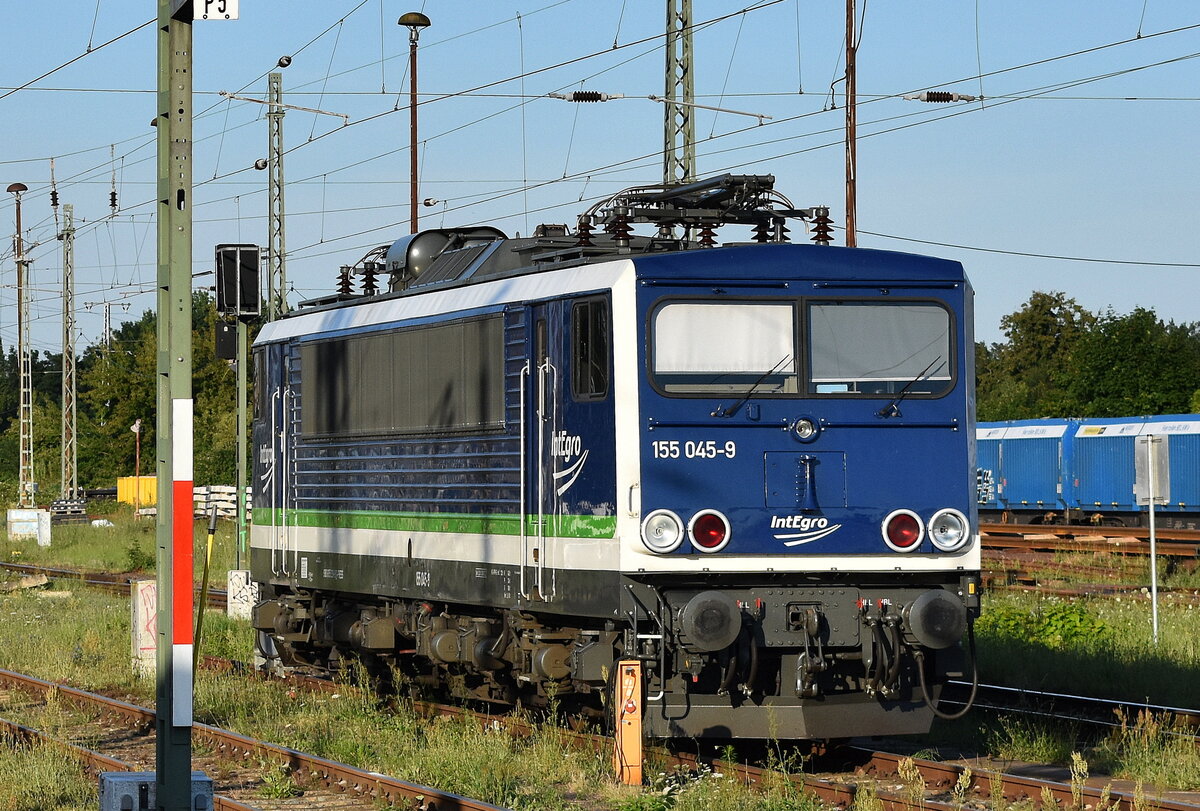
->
[649,297,953,398]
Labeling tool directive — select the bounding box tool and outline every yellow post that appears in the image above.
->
[613,659,643,785]
[193,508,218,669]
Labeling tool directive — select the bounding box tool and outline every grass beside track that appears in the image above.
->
[0,587,821,810]
[932,588,1200,788]
[2,503,241,583]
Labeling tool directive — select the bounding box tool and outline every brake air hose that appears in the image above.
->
[914,620,978,721]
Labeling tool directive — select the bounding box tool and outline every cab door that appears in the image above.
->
[252,343,296,579]
[522,301,564,601]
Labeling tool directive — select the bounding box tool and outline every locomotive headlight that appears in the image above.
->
[791,417,819,443]
[641,509,684,553]
[882,509,924,552]
[928,508,970,551]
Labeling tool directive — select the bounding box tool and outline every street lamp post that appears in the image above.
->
[399,12,431,234]
[7,182,34,507]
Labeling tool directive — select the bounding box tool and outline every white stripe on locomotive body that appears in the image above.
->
[248,522,979,574]
[249,524,620,570]
[255,249,981,576]
[255,260,635,344]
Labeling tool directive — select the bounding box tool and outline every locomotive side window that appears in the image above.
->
[652,302,797,394]
[807,302,952,396]
[300,315,504,436]
[252,347,264,420]
[571,298,610,400]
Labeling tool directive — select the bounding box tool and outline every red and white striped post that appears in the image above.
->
[170,399,194,725]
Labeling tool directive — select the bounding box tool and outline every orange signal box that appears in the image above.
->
[613,660,643,785]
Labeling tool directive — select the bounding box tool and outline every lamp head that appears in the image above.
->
[6,183,28,195]
[399,12,431,42]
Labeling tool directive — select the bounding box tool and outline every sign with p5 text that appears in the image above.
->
[196,0,238,19]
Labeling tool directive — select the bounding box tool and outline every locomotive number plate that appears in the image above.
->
[651,440,737,460]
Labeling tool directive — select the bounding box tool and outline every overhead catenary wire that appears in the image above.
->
[4,5,1195,338]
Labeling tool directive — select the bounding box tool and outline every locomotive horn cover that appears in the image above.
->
[902,590,967,649]
[677,591,742,652]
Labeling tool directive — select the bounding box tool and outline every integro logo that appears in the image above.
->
[771,515,829,531]
[771,514,842,547]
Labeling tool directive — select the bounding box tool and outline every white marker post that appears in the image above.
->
[1135,434,1168,645]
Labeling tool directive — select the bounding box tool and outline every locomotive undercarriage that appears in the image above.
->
[252,571,977,739]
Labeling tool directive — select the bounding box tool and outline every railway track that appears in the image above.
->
[6,553,1200,807]
[0,666,506,810]
[943,681,1200,734]
[5,641,1200,811]
[242,661,1200,811]
[0,561,227,609]
[981,523,1200,556]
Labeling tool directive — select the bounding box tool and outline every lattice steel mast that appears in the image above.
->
[60,204,77,499]
[7,183,36,507]
[664,0,695,185]
[267,71,288,319]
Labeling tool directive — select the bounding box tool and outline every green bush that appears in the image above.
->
[976,598,1110,649]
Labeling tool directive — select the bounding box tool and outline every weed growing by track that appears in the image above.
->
[985,716,1077,764]
[1092,710,1200,790]
[0,736,94,811]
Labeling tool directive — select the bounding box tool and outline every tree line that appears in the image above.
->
[975,291,1200,422]
[0,289,1194,497]
[0,292,254,497]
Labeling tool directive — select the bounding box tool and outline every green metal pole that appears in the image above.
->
[236,318,248,569]
[156,1,194,808]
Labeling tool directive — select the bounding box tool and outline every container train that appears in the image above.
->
[977,415,1200,528]
[250,174,981,740]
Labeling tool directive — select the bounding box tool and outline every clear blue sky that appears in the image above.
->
[1,0,1197,354]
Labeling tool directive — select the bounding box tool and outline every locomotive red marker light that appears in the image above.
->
[881,509,924,552]
[689,510,731,552]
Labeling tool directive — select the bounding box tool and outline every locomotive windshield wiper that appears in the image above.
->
[876,356,942,418]
[712,355,792,418]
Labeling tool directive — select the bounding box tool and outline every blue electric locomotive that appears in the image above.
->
[251,175,981,739]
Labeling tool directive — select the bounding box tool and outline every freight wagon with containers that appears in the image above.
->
[976,414,1200,528]
[250,174,981,740]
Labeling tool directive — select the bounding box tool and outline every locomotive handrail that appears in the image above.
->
[822,419,961,429]
[518,361,531,601]
[269,388,282,577]
[647,418,791,430]
[281,384,295,576]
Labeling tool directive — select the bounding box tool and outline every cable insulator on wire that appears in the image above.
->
[810,208,834,247]
[337,265,354,296]
[549,91,623,103]
[902,91,978,103]
[49,157,60,230]
[109,144,118,216]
